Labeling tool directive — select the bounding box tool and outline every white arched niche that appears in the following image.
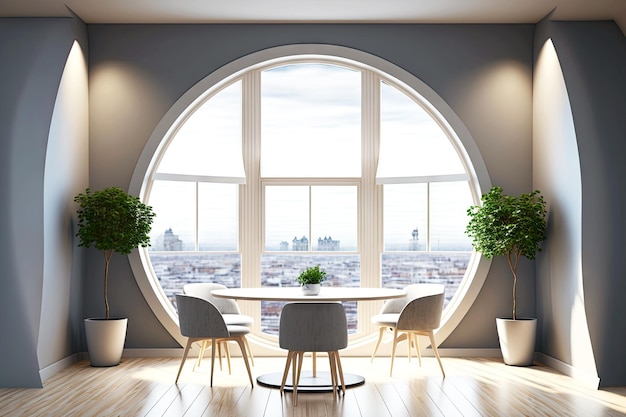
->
[129,44,492,351]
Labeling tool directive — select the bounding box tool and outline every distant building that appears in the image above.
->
[163,228,183,251]
[292,236,309,251]
[409,227,419,251]
[279,241,289,251]
[318,236,340,251]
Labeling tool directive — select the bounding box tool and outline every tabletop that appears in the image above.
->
[211,286,406,302]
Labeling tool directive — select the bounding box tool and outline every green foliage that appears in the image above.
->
[74,187,156,319]
[74,187,155,254]
[297,265,327,285]
[465,186,546,319]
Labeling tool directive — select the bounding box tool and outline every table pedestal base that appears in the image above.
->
[257,371,365,392]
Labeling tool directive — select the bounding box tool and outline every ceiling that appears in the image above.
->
[1,0,625,33]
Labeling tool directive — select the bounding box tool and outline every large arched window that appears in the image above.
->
[130,45,490,353]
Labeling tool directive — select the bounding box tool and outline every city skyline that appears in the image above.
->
[150,224,472,253]
[149,249,470,335]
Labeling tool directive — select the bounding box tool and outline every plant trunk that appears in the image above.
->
[507,249,521,320]
[103,250,113,320]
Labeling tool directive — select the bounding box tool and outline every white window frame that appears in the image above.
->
[129,44,492,356]
[261,178,361,254]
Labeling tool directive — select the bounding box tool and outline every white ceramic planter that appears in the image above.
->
[301,283,321,295]
[496,317,537,366]
[84,317,128,367]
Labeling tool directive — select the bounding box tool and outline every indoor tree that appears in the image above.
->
[74,187,155,319]
[465,186,547,319]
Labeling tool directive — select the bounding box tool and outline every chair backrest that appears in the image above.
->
[404,283,445,300]
[379,283,444,314]
[379,293,408,314]
[183,283,241,314]
[279,303,348,352]
[176,294,230,338]
[396,284,445,331]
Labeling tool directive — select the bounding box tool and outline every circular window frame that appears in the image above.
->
[129,44,492,350]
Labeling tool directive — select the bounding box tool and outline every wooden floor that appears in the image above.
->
[1,355,625,417]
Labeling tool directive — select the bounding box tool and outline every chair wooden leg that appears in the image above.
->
[280,351,294,394]
[337,352,346,395]
[175,338,194,383]
[210,339,217,387]
[328,352,337,396]
[312,351,317,378]
[335,351,346,394]
[370,326,386,363]
[217,340,223,371]
[223,341,232,374]
[194,340,207,371]
[291,352,299,406]
[414,333,422,367]
[243,336,255,366]
[429,331,445,377]
[293,351,304,406]
[234,337,254,387]
[390,328,399,377]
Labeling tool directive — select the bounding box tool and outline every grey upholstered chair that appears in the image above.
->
[175,294,254,387]
[183,283,254,371]
[278,302,348,406]
[370,283,446,377]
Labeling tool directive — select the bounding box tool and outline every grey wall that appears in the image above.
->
[535,21,626,388]
[86,24,535,350]
[0,17,87,387]
[39,38,89,371]
[533,24,597,383]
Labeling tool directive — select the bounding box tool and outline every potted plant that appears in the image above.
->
[465,186,547,366]
[297,265,327,295]
[74,187,155,366]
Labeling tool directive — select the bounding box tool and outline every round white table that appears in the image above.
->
[211,286,406,302]
[212,286,406,392]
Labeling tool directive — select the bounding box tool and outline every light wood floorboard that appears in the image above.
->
[1,356,625,416]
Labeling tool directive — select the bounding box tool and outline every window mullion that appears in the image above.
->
[308,186,313,252]
[359,70,382,335]
[238,70,263,335]
[195,182,199,251]
[240,71,262,286]
[360,70,381,287]
[427,182,431,252]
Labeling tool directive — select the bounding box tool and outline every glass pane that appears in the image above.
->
[198,183,238,251]
[149,253,241,310]
[261,64,361,177]
[148,180,196,251]
[311,186,357,251]
[384,183,428,251]
[378,81,465,179]
[265,186,309,251]
[381,252,471,309]
[260,254,360,335]
[430,182,474,251]
[157,81,244,178]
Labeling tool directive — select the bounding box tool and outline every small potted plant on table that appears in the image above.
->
[297,265,327,295]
